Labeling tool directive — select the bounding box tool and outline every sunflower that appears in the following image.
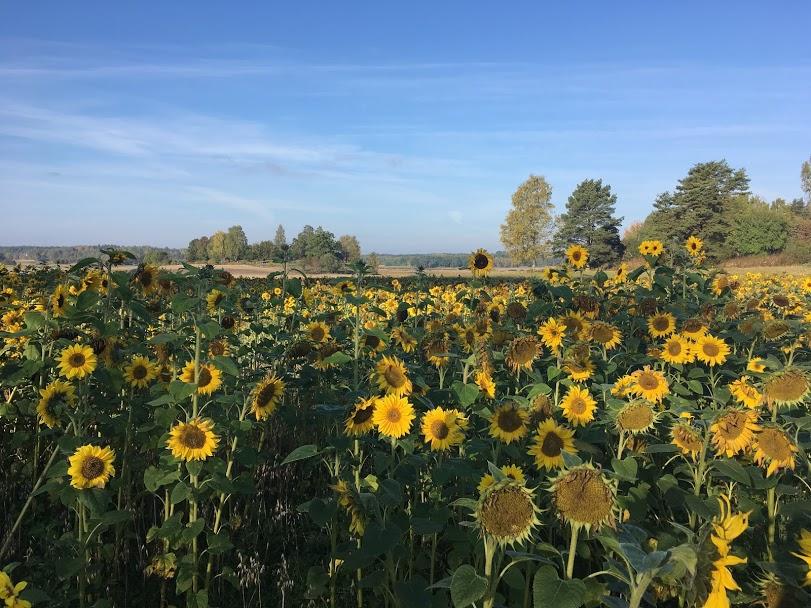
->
[167,418,219,461]
[681,318,707,340]
[763,368,810,407]
[344,397,377,436]
[421,407,464,451]
[747,358,766,373]
[180,361,222,396]
[252,373,285,420]
[616,401,657,434]
[566,244,589,269]
[693,334,730,367]
[206,289,226,312]
[528,418,576,470]
[67,444,116,489]
[373,355,412,396]
[0,571,31,608]
[489,403,529,443]
[391,327,417,353]
[753,426,797,477]
[711,409,760,457]
[647,312,676,338]
[475,370,496,399]
[331,479,366,536]
[37,380,76,428]
[208,339,230,357]
[314,342,340,371]
[50,284,68,317]
[729,376,762,408]
[476,479,540,547]
[562,346,595,382]
[560,385,597,427]
[468,248,494,278]
[505,336,540,373]
[372,394,415,439]
[611,374,637,398]
[630,366,669,403]
[660,335,692,365]
[123,355,156,389]
[671,422,703,459]
[685,235,703,256]
[639,240,664,257]
[305,321,330,344]
[477,464,526,494]
[538,317,567,351]
[791,530,811,587]
[58,343,97,380]
[423,336,450,368]
[134,264,159,294]
[551,464,616,531]
[589,322,622,350]
[560,312,590,341]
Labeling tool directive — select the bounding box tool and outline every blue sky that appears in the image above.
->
[1,2,809,253]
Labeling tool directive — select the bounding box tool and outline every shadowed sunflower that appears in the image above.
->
[50,284,68,317]
[560,386,597,427]
[660,335,692,365]
[206,289,226,313]
[167,418,219,461]
[631,366,669,403]
[505,336,540,373]
[478,464,526,494]
[753,426,797,477]
[711,409,760,457]
[791,530,811,587]
[563,345,595,382]
[208,339,229,358]
[551,464,616,531]
[528,418,576,470]
[566,244,589,269]
[180,361,222,396]
[252,373,285,420]
[747,358,766,373]
[372,394,415,439]
[421,407,464,451]
[611,374,637,398]
[68,444,116,489]
[489,403,528,443]
[37,380,76,428]
[423,336,450,368]
[133,264,159,294]
[694,334,730,367]
[468,248,494,278]
[616,401,658,434]
[374,355,412,396]
[763,368,809,407]
[391,327,417,353]
[681,318,708,340]
[344,397,377,436]
[538,317,567,351]
[476,479,540,548]
[729,376,762,408]
[331,479,366,536]
[305,321,330,344]
[647,312,676,338]
[671,421,703,459]
[123,355,156,389]
[58,343,97,380]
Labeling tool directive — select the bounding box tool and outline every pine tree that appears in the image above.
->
[553,179,624,266]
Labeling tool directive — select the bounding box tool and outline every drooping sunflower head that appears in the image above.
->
[762,320,791,341]
[58,343,98,380]
[528,418,576,470]
[506,301,527,323]
[68,444,116,489]
[134,264,159,294]
[476,479,540,547]
[423,336,450,368]
[372,394,415,439]
[763,368,809,407]
[167,418,219,461]
[468,248,494,278]
[753,426,798,477]
[374,355,412,396]
[551,464,616,531]
[206,289,226,312]
[344,397,377,436]
[252,373,285,420]
[616,401,658,434]
[565,244,589,269]
[489,403,528,443]
[505,336,540,372]
[562,344,595,382]
[208,339,229,358]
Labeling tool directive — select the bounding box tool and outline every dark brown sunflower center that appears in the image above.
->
[572,251,582,261]
[353,406,374,425]
[365,335,381,349]
[197,367,212,388]
[541,431,563,456]
[702,343,720,357]
[57,294,65,307]
[652,317,669,331]
[430,419,450,440]
[140,272,153,288]
[256,383,278,407]
[592,325,613,343]
[81,456,105,480]
[132,365,147,380]
[497,408,523,432]
[210,341,226,356]
[667,342,682,355]
[638,373,659,390]
[385,407,402,424]
[474,254,489,269]
[311,327,325,341]
[69,353,86,367]
[180,425,207,449]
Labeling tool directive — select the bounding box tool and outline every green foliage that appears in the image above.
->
[500,175,556,265]
[727,197,790,256]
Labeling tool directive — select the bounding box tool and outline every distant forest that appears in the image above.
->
[0,245,183,264]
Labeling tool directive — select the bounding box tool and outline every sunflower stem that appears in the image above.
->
[483,535,497,608]
[767,486,777,561]
[565,525,579,580]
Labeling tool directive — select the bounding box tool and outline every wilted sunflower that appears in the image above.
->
[58,343,97,380]
[344,397,377,436]
[421,407,464,451]
[660,335,692,365]
[566,244,589,269]
[647,312,676,338]
[167,418,219,461]
[123,355,156,389]
[729,376,762,408]
[528,418,576,470]
[374,355,412,396]
[685,235,703,257]
[252,373,285,420]
[489,403,529,443]
[477,464,526,494]
[763,368,809,407]
[589,322,622,350]
[305,321,331,344]
[762,319,791,341]
[538,317,566,351]
[180,361,222,396]
[505,336,540,373]
[37,379,76,428]
[630,366,669,403]
[50,284,68,317]
[475,479,540,547]
[671,422,703,459]
[560,385,597,427]
[468,248,494,278]
[68,444,116,489]
[551,464,616,531]
[372,394,415,439]
[711,409,760,457]
[753,426,797,477]
[208,339,229,357]
[616,401,657,434]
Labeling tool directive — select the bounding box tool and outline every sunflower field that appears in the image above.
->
[1,240,811,608]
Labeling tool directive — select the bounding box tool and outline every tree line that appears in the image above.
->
[499,156,811,267]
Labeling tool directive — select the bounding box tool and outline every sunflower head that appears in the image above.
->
[505,336,540,372]
[68,444,116,489]
[763,368,809,407]
[565,244,589,269]
[476,478,540,547]
[58,343,97,380]
[344,397,377,436]
[616,401,657,434]
[167,418,219,461]
[468,249,494,278]
[374,355,412,396]
[421,407,464,451]
[754,426,798,477]
[252,374,285,420]
[551,464,616,531]
[528,418,576,470]
[489,403,528,443]
[372,394,415,439]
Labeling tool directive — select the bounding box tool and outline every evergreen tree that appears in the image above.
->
[553,179,624,266]
[273,224,287,249]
